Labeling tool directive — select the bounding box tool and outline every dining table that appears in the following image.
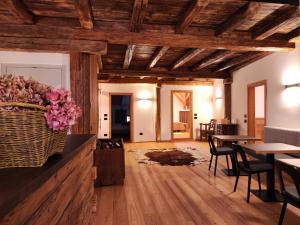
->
[241,143,300,202]
[212,135,261,176]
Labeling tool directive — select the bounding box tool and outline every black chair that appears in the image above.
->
[208,135,234,176]
[233,144,273,203]
[277,161,300,225]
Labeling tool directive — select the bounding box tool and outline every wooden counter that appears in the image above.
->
[0,134,97,225]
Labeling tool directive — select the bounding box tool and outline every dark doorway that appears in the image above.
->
[110,94,132,142]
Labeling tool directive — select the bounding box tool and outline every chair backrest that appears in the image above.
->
[209,119,217,131]
[276,161,300,198]
[232,144,250,169]
[208,135,217,154]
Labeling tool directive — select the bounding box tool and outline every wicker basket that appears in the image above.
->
[0,102,67,168]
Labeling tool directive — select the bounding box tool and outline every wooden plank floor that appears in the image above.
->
[95,141,300,225]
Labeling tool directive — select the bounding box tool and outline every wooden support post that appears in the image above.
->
[224,77,232,121]
[70,52,99,135]
[156,84,161,141]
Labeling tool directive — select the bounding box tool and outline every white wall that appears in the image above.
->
[255,85,265,118]
[160,84,215,140]
[232,43,300,134]
[98,83,157,142]
[0,51,70,89]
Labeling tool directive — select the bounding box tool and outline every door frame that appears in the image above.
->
[247,80,267,138]
[109,93,134,142]
[171,90,193,141]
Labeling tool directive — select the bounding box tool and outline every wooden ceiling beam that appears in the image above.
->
[246,0,299,5]
[253,7,300,40]
[97,55,103,71]
[99,69,229,79]
[147,46,169,70]
[73,0,93,29]
[286,27,300,42]
[0,22,294,52]
[229,52,272,72]
[170,48,205,70]
[215,2,262,36]
[176,0,210,33]
[3,0,34,24]
[193,50,233,71]
[214,52,261,71]
[130,0,148,32]
[0,36,107,54]
[123,44,136,69]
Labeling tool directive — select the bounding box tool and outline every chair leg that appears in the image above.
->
[209,155,213,171]
[214,156,218,176]
[257,173,262,192]
[226,154,230,174]
[247,174,252,203]
[234,170,240,192]
[278,201,288,225]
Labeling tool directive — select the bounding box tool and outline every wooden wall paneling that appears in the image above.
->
[71,52,100,135]
[90,54,99,136]
[73,0,94,29]
[0,138,96,225]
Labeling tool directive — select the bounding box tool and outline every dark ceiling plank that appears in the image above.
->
[229,52,272,72]
[193,50,233,71]
[170,48,205,70]
[3,0,34,24]
[100,69,229,79]
[73,0,93,29]
[147,46,169,70]
[0,36,107,54]
[123,44,136,69]
[215,2,262,36]
[130,0,148,32]
[0,22,294,52]
[176,0,210,33]
[253,7,300,40]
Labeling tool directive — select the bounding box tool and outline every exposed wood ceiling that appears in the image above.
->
[0,0,299,82]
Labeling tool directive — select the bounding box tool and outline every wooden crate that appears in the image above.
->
[94,139,125,187]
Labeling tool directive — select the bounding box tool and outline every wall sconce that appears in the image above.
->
[285,83,300,89]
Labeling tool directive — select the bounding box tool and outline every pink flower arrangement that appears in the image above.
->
[0,75,81,131]
[45,88,81,130]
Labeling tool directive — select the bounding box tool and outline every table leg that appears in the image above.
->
[251,153,283,202]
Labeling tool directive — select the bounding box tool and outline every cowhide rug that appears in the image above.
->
[128,147,208,166]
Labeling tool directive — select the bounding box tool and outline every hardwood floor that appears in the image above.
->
[95,141,300,225]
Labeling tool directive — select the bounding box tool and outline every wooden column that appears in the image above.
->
[224,78,232,121]
[156,84,161,141]
[70,52,99,135]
